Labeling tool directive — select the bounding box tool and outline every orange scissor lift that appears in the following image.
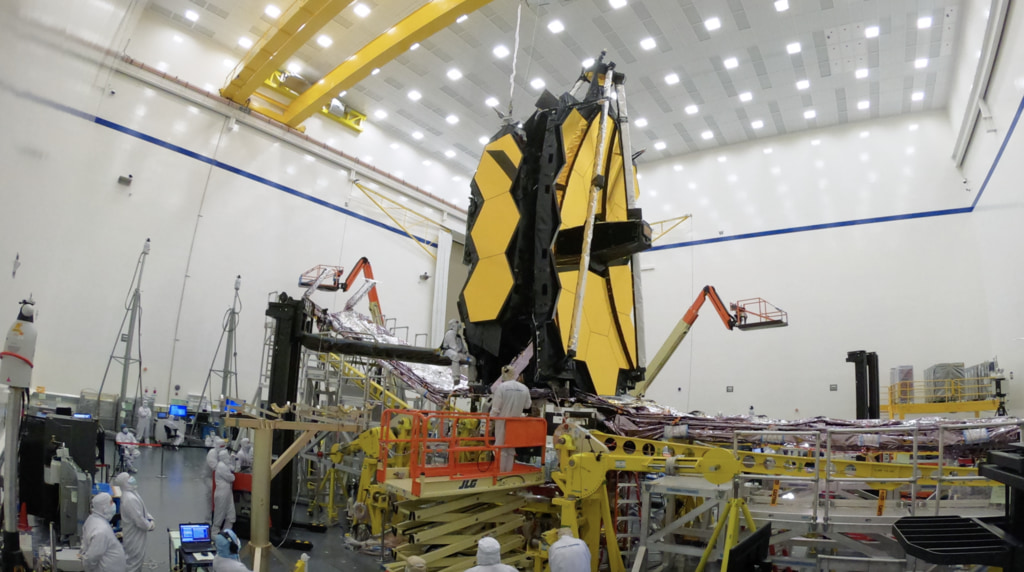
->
[376,409,548,498]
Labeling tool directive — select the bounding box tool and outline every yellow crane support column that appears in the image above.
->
[281,0,496,127]
[221,0,356,103]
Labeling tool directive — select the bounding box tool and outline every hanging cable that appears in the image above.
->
[506,1,524,119]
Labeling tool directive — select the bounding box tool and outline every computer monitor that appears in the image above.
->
[178,523,211,544]
[156,411,168,419]
[72,413,92,419]
[169,404,187,417]
[225,399,240,414]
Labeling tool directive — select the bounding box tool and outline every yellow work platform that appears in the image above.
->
[882,399,1002,420]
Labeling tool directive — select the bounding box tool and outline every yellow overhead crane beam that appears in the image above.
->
[221,0,356,103]
[279,0,496,127]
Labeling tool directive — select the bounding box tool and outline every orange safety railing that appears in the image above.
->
[734,297,788,326]
[377,409,547,496]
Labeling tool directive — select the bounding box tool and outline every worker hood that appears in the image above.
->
[476,537,501,565]
[218,449,232,463]
[214,529,241,560]
[113,472,136,491]
[557,527,574,538]
[447,319,460,331]
[239,437,251,451]
[214,437,226,449]
[91,493,116,520]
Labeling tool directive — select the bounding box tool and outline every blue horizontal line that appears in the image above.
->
[649,207,974,251]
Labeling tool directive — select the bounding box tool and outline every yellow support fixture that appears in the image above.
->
[221,0,357,103]
[262,71,367,133]
[280,0,498,127]
[649,214,692,243]
[353,181,441,260]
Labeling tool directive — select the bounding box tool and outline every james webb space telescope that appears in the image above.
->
[459,53,652,398]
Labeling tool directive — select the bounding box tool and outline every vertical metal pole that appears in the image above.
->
[119,289,139,425]
[614,80,647,370]
[911,426,919,516]
[222,277,241,400]
[824,429,832,528]
[251,426,272,572]
[567,68,615,355]
[813,431,821,525]
[935,424,944,516]
[3,387,24,537]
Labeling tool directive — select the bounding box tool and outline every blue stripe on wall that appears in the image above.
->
[11,80,1024,253]
[8,83,438,248]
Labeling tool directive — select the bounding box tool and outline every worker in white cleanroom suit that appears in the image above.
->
[466,537,517,572]
[80,493,127,572]
[489,366,531,473]
[213,448,236,533]
[548,528,591,572]
[206,437,227,515]
[212,529,250,572]
[116,425,141,473]
[135,401,152,443]
[440,319,476,384]
[236,437,253,470]
[404,556,427,572]
[113,472,155,572]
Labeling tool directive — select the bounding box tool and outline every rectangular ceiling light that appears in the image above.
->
[865,26,879,38]
[705,17,721,31]
[786,42,801,54]
[917,16,933,29]
[774,0,789,11]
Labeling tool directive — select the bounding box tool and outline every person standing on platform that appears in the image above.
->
[489,366,531,473]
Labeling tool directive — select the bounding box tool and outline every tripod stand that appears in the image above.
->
[194,276,242,439]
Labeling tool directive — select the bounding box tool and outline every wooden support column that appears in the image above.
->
[251,426,273,572]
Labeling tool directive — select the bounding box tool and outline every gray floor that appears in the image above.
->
[125,445,386,571]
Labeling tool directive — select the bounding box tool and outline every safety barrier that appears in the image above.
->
[376,409,546,496]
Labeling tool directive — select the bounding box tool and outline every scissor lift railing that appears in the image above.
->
[884,376,1004,419]
[377,409,547,497]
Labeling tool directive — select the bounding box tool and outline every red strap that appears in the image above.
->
[0,352,33,368]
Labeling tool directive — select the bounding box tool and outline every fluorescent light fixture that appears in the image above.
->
[739,91,752,102]
[173,34,183,43]
[447,68,462,80]
[796,79,810,90]
[456,14,468,24]
[264,4,281,18]
[701,130,714,140]
[238,37,254,49]
[446,114,459,125]
[287,61,301,74]
[723,57,738,69]
[911,91,925,101]
[665,72,680,85]
[485,97,499,107]
[640,37,656,50]
[804,109,816,119]
[317,35,332,48]
[654,141,667,150]
[409,43,420,51]
[530,77,546,90]
[373,109,387,119]
[915,58,928,69]
[857,100,870,110]
[184,9,199,22]
[860,130,870,138]
[685,104,699,115]
[774,0,789,11]
[445,150,456,158]
[223,58,235,68]
[751,119,764,129]
[338,90,346,97]
[673,164,683,172]
[635,117,648,127]
[705,17,721,31]
[353,3,371,18]
[865,25,879,38]
[370,68,380,75]
[811,139,821,146]
[412,131,424,140]
[855,68,869,79]
[918,16,932,29]
[408,90,422,101]
[479,136,489,145]
[493,45,510,58]
[763,147,773,154]
[547,19,564,33]
[609,0,627,8]
[786,42,801,54]
[390,143,400,150]
[422,160,432,166]
[582,58,595,68]
[717,155,727,163]
[909,123,919,131]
